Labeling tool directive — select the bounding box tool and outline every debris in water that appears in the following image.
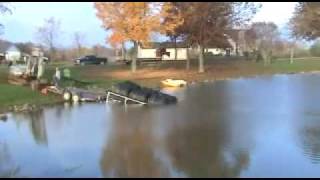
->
[0,114,8,121]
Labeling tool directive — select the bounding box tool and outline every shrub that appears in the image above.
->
[310,41,320,57]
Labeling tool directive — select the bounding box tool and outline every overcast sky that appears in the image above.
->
[0,2,297,48]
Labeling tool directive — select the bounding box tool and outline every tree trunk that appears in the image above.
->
[50,43,55,61]
[78,47,81,57]
[262,50,268,66]
[236,42,239,56]
[37,58,45,80]
[186,47,190,70]
[131,41,137,73]
[121,42,126,60]
[290,47,294,64]
[174,37,177,61]
[77,47,82,57]
[199,44,204,73]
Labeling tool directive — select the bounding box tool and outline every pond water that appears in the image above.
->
[1,74,320,177]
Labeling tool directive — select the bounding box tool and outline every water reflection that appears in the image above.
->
[1,74,320,177]
[0,142,20,177]
[299,121,320,164]
[288,74,320,164]
[165,122,250,178]
[100,105,171,178]
[11,109,48,146]
[162,83,250,178]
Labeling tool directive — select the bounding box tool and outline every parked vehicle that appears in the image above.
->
[74,55,107,66]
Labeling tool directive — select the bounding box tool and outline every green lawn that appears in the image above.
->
[0,65,60,112]
[263,59,320,73]
[0,84,59,111]
[42,64,124,89]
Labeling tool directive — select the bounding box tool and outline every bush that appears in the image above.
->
[310,41,320,57]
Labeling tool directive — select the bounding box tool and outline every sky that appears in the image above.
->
[0,2,298,48]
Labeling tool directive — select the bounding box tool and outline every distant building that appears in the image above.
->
[0,43,22,62]
[115,29,252,62]
[137,42,190,61]
[0,40,47,63]
[137,39,234,61]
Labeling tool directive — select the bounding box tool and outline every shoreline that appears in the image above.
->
[2,69,320,114]
[189,70,320,84]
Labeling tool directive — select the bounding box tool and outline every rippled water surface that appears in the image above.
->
[1,74,320,177]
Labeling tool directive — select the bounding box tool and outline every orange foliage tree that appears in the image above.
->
[94,2,183,73]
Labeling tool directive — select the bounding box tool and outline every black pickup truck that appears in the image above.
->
[74,55,108,65]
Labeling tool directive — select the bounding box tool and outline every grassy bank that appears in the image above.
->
[42,63,125,90]
[1,57,320,112]
[0,65,60,113]
[0,84,59,111]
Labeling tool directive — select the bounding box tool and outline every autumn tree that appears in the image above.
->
[289,2,320,41]
[161,2,184,61]
[94,2,183,73]
[288,3,320,63]
[35,17,61,61]
[172,2,259,73]
[73,31,85,57]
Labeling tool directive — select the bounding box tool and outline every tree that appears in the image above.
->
[250,22,280,65]
[35,17,61,61]
[0,3,12,35]
[244,28,258,51]
[15,42,34,55]
[172,2,259,73]
[289,2,320,41]
[94,2,183,73]
[73,31,85,57]
[161,2,184,61]
[92,44,101,56]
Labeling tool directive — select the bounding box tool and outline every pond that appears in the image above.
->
[1,73,320,177]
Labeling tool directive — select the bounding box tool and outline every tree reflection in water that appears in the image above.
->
[164,83,250,178]
[165,122,249,178]
[100,82,251,178]
[12,109,48,146]
[100,105,170,178]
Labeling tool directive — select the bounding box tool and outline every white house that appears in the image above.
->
[137,39,237,61]
[137,42,190,61]
[133,29,251,61]
[5,45,22,62]
[0,42,48,64]
[0,43,22,62]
